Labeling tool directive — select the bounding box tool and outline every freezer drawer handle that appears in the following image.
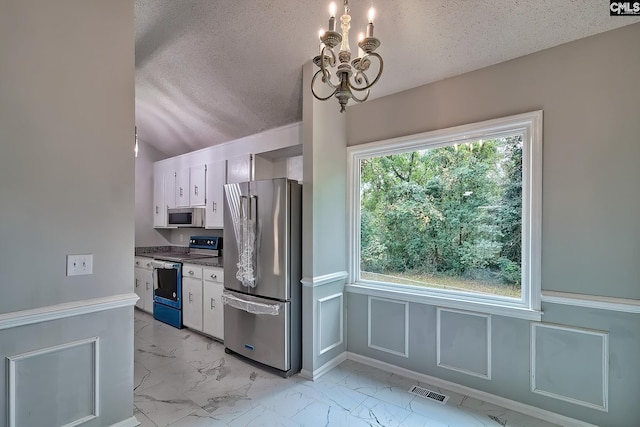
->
[221,293,280,316]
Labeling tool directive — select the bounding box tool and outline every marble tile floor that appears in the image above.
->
[133,310,560,427]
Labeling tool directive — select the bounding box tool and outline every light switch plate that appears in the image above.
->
[67,254,93,276]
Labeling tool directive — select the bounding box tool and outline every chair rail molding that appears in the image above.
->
[0,293,139,330]
[541,290,640,314]
[301,271,348,287]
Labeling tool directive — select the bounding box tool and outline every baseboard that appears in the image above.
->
[110,416,140,427]
[346,352,598,427]
[299,352,348,381]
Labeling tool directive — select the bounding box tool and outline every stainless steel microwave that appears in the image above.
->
[167,207,204,227]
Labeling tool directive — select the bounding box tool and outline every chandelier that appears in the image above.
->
[311,1,383,113]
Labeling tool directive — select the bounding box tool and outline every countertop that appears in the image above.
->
[135,246,223,268]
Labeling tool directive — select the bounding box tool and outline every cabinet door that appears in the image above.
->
[205,160,226,228]
[190,165,206,206]
[182,277,203,331]
[176,168,190,207]
[134,267,145,309]
[153,173,166,228]
[143,268,154,314]
[203,281,224,340]
[165,170,176,209]
[226,154,253,184]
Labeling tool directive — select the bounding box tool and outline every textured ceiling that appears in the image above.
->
[135,1,639,157]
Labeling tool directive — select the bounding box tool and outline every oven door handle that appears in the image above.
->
[150,260,180,269]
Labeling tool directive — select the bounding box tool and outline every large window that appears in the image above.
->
[347,112,542,319]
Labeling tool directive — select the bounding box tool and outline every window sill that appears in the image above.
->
[346,282,542,321]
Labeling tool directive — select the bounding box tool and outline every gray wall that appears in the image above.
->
[0,0,136,425]
[135,140,170,246]
[300,62,349,376]
[345,24,640,426]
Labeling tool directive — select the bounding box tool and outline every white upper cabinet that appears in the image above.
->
[227,154,253,184]
[205,160,226,229]
[153,168,177,228]
[176,168,190,207]
[190,165,207,207]
[151,123,302,229]
[153,173,166,227]
[165,170,176,209]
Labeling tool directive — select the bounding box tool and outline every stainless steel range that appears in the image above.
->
[151,236,222,328]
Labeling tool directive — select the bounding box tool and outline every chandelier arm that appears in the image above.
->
[319,47,339,90]
[350,87,370,103]
[321,45,337,69]
[349,52,383,92]
[350,71,370,102]
[319,66,339,91]
[311,69,339,101]
[352,67,370,89]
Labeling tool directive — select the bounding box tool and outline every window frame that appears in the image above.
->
[346,111,543,320]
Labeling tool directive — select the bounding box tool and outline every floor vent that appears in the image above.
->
[408,385,449,404]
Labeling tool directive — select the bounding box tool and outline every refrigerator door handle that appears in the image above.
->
[249,195,257,220]
[221,292,280,316]
[240,195,248,219]
[250,195,258,269]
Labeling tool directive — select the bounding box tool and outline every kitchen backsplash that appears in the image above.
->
[162,227,223,246]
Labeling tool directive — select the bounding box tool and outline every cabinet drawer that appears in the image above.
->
[203,267,224,283]
[223,290,290,371]
[134,257,154,270]
[182,264,203,279]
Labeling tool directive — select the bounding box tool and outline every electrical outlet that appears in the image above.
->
[67,254,93,276]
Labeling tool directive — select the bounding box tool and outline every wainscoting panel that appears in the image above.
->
[368,296,409,357]
[531,323,608,411]
[318,293,344,355]
[7,337,99,427]
[437,308,491,379]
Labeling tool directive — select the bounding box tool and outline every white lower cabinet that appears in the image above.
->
[182,264,203,331]
[134,257,154,313]
[203,267,224,340]
[182,264,224,339]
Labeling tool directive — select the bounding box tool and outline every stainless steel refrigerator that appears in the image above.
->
[222,178,302,377]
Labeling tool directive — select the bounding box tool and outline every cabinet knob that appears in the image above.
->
[194,185,198,196]
[211,298,215,309]
[188,270,194,275]
[210,274,217,279]
[136,261,140,266]
[135,279,139,288]
[155,206,159,214]
[189,292,193,303]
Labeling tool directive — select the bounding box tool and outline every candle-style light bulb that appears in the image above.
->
[328,2,337,32]
[358,32,365,58]
[366,7,375,37]
[318,28,325,55]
